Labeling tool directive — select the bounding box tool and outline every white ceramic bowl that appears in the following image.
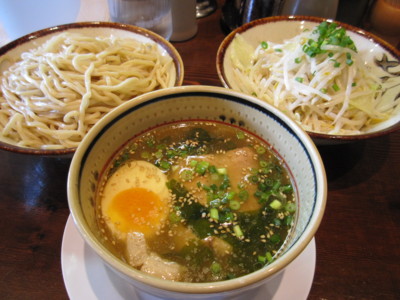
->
[217,16,400,144]
[0,21,184,155]
[67,85,327,299]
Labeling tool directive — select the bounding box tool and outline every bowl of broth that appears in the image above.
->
[67,85,327,299]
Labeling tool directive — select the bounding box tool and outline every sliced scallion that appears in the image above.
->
[332,83,340,92]
[229,200,241,210]
[270,199,282,210]
[210,208,219,221]
[261,41,268,49]
[233,225,244,238]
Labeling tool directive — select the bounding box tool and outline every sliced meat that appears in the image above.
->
[203,236,233,257]
[140,253,187,281]
[126,232,149,267]
[171,223,199,251]
[126,231,187,281]
[172,147,261,211]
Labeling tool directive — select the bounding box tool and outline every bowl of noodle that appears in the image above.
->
[0,21,184,155]
[217,16,400,144]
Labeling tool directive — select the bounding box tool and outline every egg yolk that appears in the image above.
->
[105,187,168,237]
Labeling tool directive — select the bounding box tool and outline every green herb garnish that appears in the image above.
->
[302,21,357,58]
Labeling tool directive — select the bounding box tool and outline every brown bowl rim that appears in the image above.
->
[216,15,400,142]
[0,21,184,155]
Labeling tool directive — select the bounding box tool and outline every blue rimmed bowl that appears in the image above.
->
[67,85,327,299]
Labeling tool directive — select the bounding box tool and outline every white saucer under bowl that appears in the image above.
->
[61,215,316,300]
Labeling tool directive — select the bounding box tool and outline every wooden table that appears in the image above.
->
[1,3,399,300]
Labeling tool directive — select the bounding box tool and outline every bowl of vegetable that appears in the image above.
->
[68,85,327,299]
[217,16,400,144]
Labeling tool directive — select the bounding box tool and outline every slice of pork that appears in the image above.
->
[126,231,187,281]
[172,147,261,211]
[140,253,187,281]
[126,232,149,267]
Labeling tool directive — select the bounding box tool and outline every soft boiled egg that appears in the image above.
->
[100,160,171,240]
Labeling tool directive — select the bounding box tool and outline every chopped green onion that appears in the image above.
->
[320,88,328,94]
[250,175,259,183]
[140,151,150,159]
[270,234,281,243]
[352,82,357,87]
[226,191,235,200]
[233,225,244,238]
[159,160,171,170]
[208,165,217,173]
[346,58,353,66]
[273,218,282,226]
[210,261,221,274]
[259,166,272,174]
[219,175,230,190]
[294,57,302,64]
[258,255,266,263]
[284,215,293,226]
[236,131,245,139]
[155,149,163,158]
[210,208,219,221]
[270,199,282,210]
[285,202,296,212]
[145,136,155,147]
[260,191,272,202]
[195,161,210,175]
[303,21,357,58]
[169,211,182,223]
[332,83,340,92]
[209,199,221,207]
[217,167,227,175]
[180,169,194,181]
[229,200,241,210]
[210,184,218,191]
[280,184,293,193]
[261,41,268,49]
[266,252,273,262]
[295,77,304,83]
[238,190,249,201]
[275,48,283,52]
[256,146,266,154]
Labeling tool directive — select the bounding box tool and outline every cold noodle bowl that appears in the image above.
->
[0,32,176,149]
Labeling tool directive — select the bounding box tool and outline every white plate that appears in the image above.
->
[61,215,316,300]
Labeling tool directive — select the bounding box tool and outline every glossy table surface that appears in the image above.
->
[1,3,400,300]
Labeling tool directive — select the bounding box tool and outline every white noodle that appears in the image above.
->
[0,32,176,149]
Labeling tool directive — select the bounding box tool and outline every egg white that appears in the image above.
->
[100,160,171,240]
